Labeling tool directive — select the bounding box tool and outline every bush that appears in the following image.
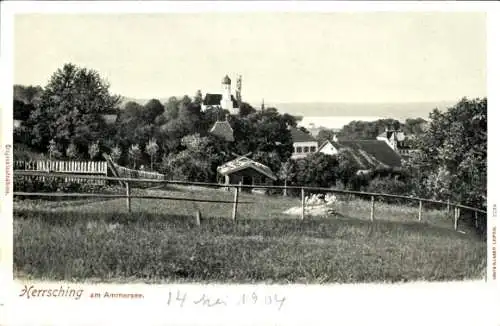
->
[14,176,107,195]
[365,177,412,204]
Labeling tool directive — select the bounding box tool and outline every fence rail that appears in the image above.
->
[12,170,486,230]
[113,164,165,180]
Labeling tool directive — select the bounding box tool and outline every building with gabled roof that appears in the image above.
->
[217,156,277,189]
[209,120,234,142]
[376,127,421,160]
[290,127,318,160]
[336,140,402,169]
[376,128,406,151]
[318,140,340,156]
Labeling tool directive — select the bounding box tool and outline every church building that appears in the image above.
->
[202,75,241,116]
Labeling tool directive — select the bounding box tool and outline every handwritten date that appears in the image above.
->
[167,290,286,310]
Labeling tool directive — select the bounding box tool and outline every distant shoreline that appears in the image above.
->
[264,101,457,119]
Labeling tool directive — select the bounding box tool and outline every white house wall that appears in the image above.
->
[319,143,339,156]
[292,141,318,159]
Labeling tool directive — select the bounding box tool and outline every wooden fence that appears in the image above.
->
[113,164,165,181]
[13,170,487,231]
[14,160,107,185]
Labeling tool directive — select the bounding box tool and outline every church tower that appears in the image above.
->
[221,75,233,112]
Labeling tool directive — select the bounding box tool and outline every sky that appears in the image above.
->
[14,12,486,104]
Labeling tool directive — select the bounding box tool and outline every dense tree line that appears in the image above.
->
[316,117,428,144]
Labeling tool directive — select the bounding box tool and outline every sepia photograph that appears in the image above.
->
[10,10,487,286]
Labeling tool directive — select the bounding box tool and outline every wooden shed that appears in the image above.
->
[217,156,277,191]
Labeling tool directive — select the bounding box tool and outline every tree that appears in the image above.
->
[252,151,282,177]
[143,99,165,124]
[193,90,203,105]
[27,63,121,152]
[145,138,159,170]
[88,141,100,160]
[14,84,43,106]
[66,143,79,159]
[278,159,296,196]
[412,98,487,211]
[47,139,62,160]
[316,129,337,145]
[164,96,180,121]
[402,118,428,135]
[119,101,143,122]
[239,102,257,117]
[337,118,403,140]
[293,153,339,188]
[336,151,359,189]
[13,99,36,121]
[128,144,142,169]
[230,107,295,162]
[160,134,229,182]
[110,145,122,163]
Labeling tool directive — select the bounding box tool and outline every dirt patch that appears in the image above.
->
[283,205,332,217]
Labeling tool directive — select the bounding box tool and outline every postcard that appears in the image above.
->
[1,1,498,325]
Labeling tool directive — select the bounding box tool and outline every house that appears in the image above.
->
[376,127,421,160]
[290,127,318,160]
[376,128,406,152]
[217,156,277,190]
[336,140,402,170]
[318,140,340,156]
[209,119,234,142]
[201,75,241,115]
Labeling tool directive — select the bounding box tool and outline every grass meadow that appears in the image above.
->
[13,186,487,283]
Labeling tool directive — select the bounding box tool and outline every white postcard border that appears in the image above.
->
[1,2,498,326]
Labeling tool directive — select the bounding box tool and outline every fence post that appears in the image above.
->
[454,207,459,231]
[232,182,241,221]
[301,187,305,220]
[195,210,201,226]
[370,196,375,222]
[125,182,131,213]
[447,199,450,214]
[418,200,422,222]
[475,211,478,228]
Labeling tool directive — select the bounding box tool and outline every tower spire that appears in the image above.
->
[236,74,242,112]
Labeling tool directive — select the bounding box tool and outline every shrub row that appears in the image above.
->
[14,176,107,193]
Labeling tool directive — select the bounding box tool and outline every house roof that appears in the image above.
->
[209,120,234,142]
[290,127,317,143]
[222,75,231,84]
[337,140,402,168]
[203,94,223,106]
[217,156,277,180]
[203,94,239,108]
[318,140,339,152]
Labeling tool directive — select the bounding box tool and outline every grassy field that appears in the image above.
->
[13,185,487,283]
